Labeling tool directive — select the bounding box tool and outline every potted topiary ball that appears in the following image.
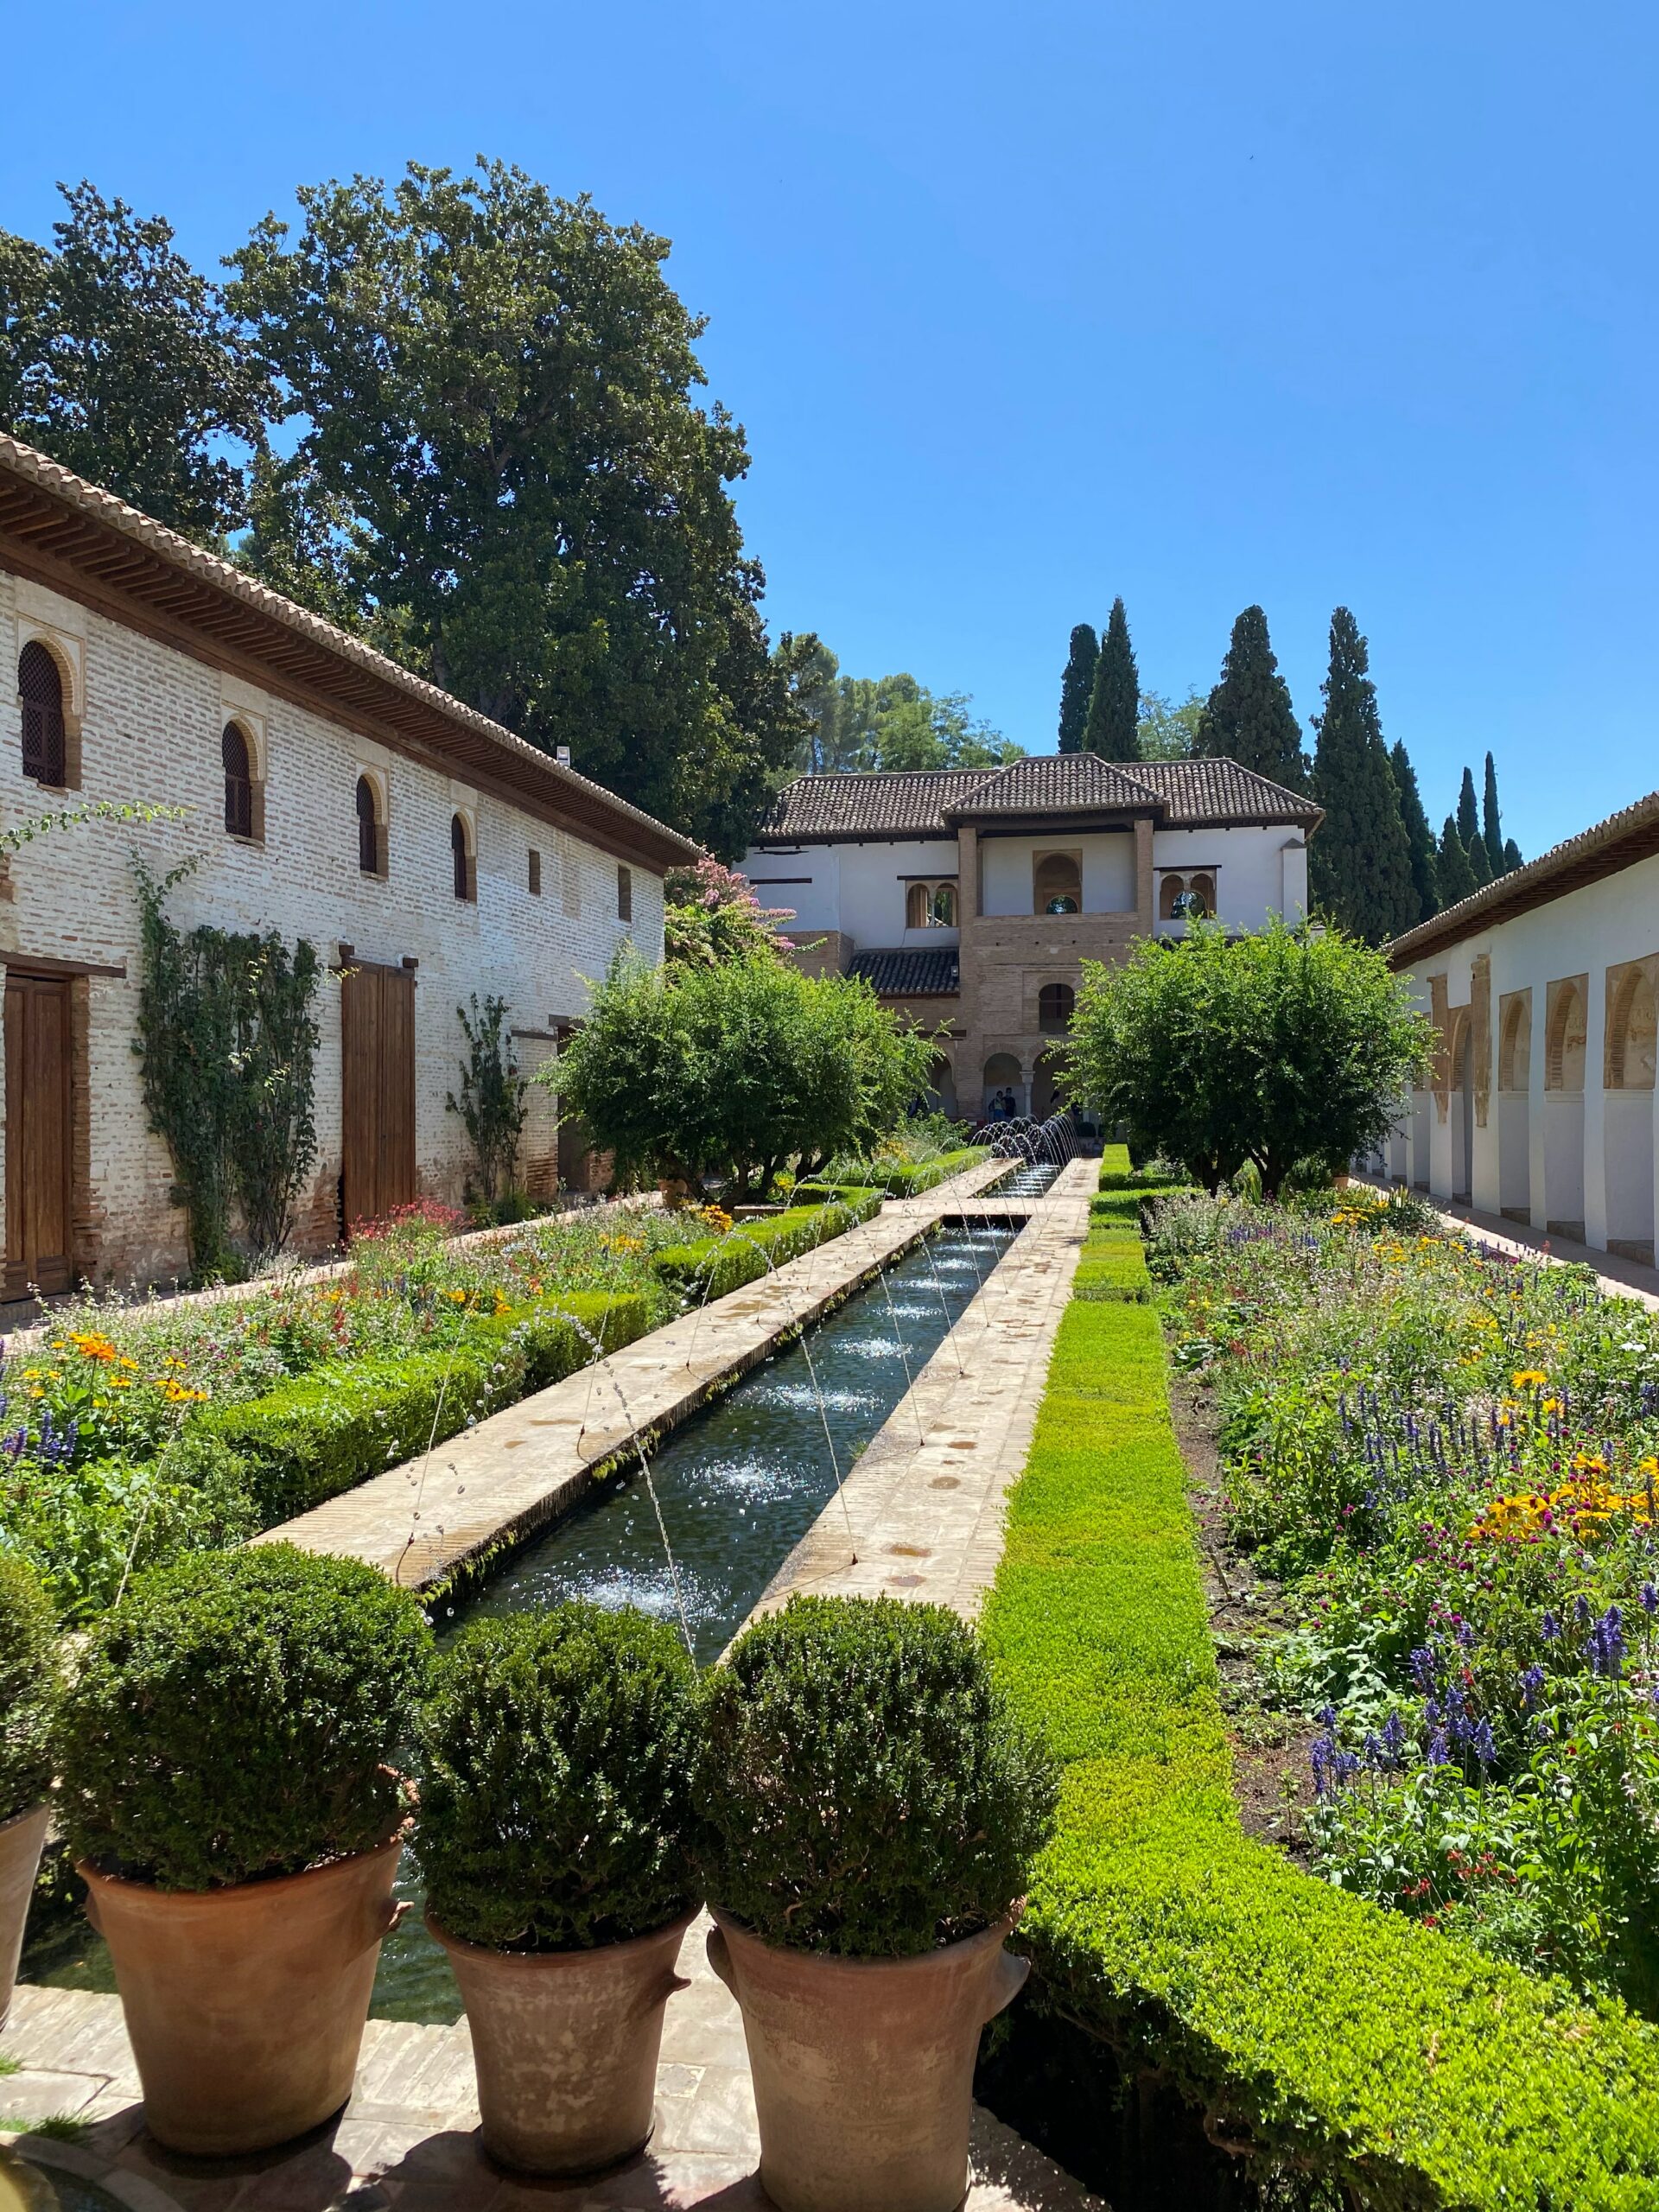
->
[416,1603,702,2177]
[696,1595,1058,2212]
[0,1554,62,2029]
[55,1544,430,2157]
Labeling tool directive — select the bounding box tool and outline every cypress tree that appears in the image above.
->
[1197,605,1306,786]
[1468,831,1493,888]
[1437,816,1478,904]
[1307,608,1416,944]
[1457,766,1480,849]
[1057,624,1098,753]
[1389,739,1439,923]
[1084,597,1140,761]
[1503,836,1523,874]
[1481,751,1505,874]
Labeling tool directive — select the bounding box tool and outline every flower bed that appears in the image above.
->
[1152,1186,1659,2011]
[652,1190,883,1301]
[977,1166,1659,2209]
[0,1192,871,1619]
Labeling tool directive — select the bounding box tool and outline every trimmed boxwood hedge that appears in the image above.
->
[0,1552,60,1822]
[980,1204,1659,2208]
[201,1291,652,1523]
[653,1191,882,1302]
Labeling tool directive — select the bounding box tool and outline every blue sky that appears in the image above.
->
[2,1,1653,859]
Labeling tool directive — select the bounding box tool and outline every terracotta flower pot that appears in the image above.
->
[427,1907,694,2177]
[0,1802,50,2029]
[707,1908,1030,2212]
[79,1833,406,2156]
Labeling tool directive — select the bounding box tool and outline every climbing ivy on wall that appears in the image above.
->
[132,856,321,1277]
[446,994,527,1207]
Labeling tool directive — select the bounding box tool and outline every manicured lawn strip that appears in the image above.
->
[201,1291,654,1523]
[1074,1174,1188,1301]
[652,1190,883,1300]
[981,1275,1659,2206]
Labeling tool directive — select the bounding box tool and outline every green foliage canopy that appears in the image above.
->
[416,1604,701,1951]
[1134,688,1205,760]
[1389,740,1440,925]
[446,994,528,1205]
[1436,815,1479,905]
[796,652,1021,774]
[1307,608,1416,944]
[0,182,272,544]
[696,1595,1058,1957]
[1196,606,1306,787]
[1068,921,1434,1197]
[1057,624,1098,753]
[663,856,798,969]
[227,159,810,850]
[0,1554,61,1822]
[540,951,933,1199]
[1084,596,1140,761]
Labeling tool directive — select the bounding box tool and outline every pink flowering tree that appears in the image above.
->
[664,855,799,969]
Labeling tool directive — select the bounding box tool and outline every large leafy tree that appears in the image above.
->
[1069,920,1432,1198]
[1389,740,1439,924]
[0,182,272,543]
[227,160,807,849]
[1197,606,1306,787]
[795,657,1020,774]
[1084,597,1140,761]
[1135,688,1205,760]
[1307,609,1415,944]
[1057,624,1098,753]
[541,952,932,1199]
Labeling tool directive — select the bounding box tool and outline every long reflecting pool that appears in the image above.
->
[23,1218,1019,2024]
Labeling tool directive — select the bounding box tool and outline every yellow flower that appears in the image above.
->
[67,1331,118,1363]
[1511,1369,1548,1391]
[162,1381,208,1404]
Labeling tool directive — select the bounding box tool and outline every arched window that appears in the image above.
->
[356,775,382,876]
[906,882,932,929]
[932,882,957,927]
[450,813,476,902]
[1610,969,1657,1091]
[222,722,254,838]
[1033,851,1081,916]
[1039,982,1075,1035]
[1159,874,1186,919]
[1546,981,1586,1091]
[1185,872,1216,918]
[1499,995,1531,1092]
[18,641,66,786]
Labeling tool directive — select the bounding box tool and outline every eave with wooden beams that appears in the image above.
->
[0,434,701,877]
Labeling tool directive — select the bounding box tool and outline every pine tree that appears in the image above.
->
[1468,832,1493,888]
[1084,597,1140,761]
[1503,836,1523,874]
[1482,752,1505,874]
[1457,766,1480,849]
[1389,739,1439,923]
[1437,816,1478,904]
[1306,608,1416,944]
[1197,605,1306,786]
[1057,624,1098,753]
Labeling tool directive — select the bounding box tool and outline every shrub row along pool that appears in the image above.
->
[24,1219,1017,2022]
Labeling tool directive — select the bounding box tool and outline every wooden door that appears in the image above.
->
[4,971,73,1297]
[340,963,416,1231]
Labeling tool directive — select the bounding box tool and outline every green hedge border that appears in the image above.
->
[651,1190,883,1301]
[980,1174,1659,2209]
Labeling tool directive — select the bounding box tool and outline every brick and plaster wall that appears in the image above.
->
[0,569,664,1290]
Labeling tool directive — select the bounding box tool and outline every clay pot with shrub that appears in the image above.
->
[55,1543,431,2156]
[696,1594,1058,2212]
[0,1554,62,2028]
[416,1603,701,2177]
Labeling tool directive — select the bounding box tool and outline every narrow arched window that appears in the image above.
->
[1039,982,1075,1035]
[222,722,254,838]
[1159,874,1186,919]
[451,813,476,902]
[906,883,931,929]
[356,775,381,875]
[932,883,957,927]
[1186,872,1216,918]
[19,641,66,786]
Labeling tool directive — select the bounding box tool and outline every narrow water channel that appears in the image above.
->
[23,1218,1019,2024]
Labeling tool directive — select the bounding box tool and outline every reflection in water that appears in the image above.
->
[22,1224,1016,2026]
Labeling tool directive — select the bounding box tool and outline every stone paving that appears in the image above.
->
[1,1157,1103,2212]
[258,1158,1014,1591]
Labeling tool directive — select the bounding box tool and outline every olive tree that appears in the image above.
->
[539,951,933,1200]
[1068,920,1433,1198]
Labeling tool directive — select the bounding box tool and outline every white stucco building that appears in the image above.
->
[741,753,1320,1120]
[0,435,696,1299]
[1385,791,1659,1265]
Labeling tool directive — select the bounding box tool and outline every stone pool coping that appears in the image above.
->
[255,1155,1020,1592]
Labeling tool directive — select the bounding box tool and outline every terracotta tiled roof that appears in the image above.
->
[0,434,699,870]
[1129,758,1321,827]
[1389,788,1659,968]
[848,945,961,995]
[941,752,1154,819]
[760,770,995,841]
[757,753,1320,842]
